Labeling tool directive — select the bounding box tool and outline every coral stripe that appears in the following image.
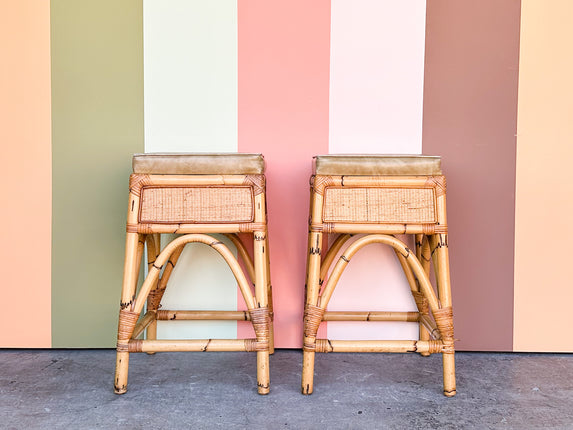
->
[238,0,331,347]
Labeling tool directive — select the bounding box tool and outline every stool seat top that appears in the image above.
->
[133,153,265,175]
[314,155,442,176]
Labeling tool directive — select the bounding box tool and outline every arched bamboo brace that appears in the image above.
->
[394,248,419,294]
[320,234,351,287]
[157,244,185,291]
[224,233,255,284]
[318,234,441,314]
[132,234,256,315]
[145,234,163,349]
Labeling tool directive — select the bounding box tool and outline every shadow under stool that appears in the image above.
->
[301,155,456,397]
[114,153,273,395]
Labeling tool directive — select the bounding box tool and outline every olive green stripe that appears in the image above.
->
[51,0,143,347]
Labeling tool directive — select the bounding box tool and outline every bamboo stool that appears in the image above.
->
[301,155,456,397]
[114,153,273,395]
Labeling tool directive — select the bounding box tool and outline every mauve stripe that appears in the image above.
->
[422,1,521,351]
[237,0,331,347]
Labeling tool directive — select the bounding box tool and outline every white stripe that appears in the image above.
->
[329,0,426,154]
[144,0,238,152]
[143,0,238,339]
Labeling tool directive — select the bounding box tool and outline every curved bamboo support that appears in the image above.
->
[157,244,185,292]
[319,234,441,314]
[145,235,161,349]
[415,234,432,354]
[394,247,418,294]
[224,233,255,284]
[320,234,351,287]
[133,234,256,315]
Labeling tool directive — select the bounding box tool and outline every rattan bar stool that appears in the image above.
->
[114,153,273,395]
[301,155,456,397]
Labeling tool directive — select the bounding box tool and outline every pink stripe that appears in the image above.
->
[237,0,331,347]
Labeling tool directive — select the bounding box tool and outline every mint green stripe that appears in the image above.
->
[51,0,143,347]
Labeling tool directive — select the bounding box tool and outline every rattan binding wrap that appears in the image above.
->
[117,309,140,352]
[303,305,325,351]
[249,307,271,352]
[433,306,455,353]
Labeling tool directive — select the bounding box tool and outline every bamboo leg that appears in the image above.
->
[252,187,270,395]
[114,232,142,394]
[253,230,270,394]
[432,233,456,397]
[302,184,324,395]
[302,229,323,395]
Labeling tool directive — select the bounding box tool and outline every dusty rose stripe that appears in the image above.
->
[422,1,521,351]
[237,0,331,347]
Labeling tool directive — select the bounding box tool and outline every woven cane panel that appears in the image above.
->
[139,187,253,223]
[323,187,436,223]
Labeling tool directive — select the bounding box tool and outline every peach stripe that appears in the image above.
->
[238,0,331,347]
[0,1,52,347]
[513,0,573,352]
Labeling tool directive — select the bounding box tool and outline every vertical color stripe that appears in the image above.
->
[238,0,331,347]
[144,0,239,340]
[51,0,144,347]
[327,0,427,341]
[329,0,426,154]
[0,0,52,347]
[144,0,238,152]
[423,0,521,351]
[514,0,573,352]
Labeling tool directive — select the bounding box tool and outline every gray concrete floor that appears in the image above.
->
[1,350,572,429]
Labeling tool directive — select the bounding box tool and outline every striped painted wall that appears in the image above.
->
[1,0,572,352]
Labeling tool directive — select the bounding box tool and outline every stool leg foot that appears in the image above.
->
[442,352,456,397]
[114,351,130,394]
[257,351,270,395]
[301,350,315,394]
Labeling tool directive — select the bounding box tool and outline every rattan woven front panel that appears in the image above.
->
[323,187,436,223]
[139,186,254,223]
